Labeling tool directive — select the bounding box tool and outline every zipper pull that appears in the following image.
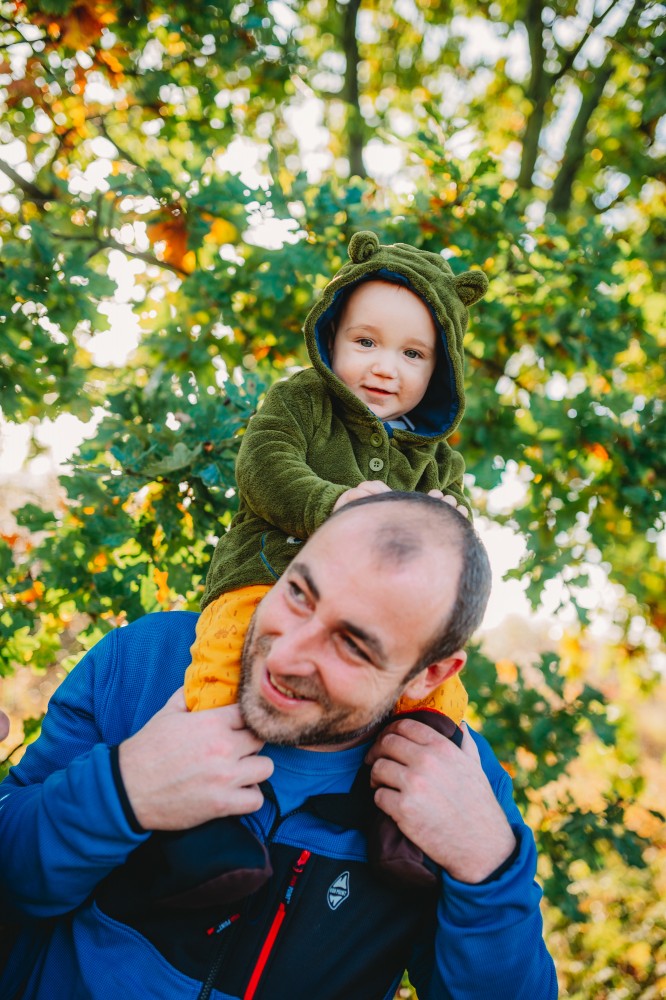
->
[284,849,311,906]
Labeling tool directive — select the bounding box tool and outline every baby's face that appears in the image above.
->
[330,281,437,422]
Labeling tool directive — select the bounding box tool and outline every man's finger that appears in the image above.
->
[215,702,250,729]
[365,720,442,766]
[236,753,275,785]
[231,727,267,756]
[369,756,407,791]
[373,786,401,820]
[227,785,266,816]
[368,732,427,769]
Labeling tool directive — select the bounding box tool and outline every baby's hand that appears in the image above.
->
[428,489,470,518]
[333,480,392,512]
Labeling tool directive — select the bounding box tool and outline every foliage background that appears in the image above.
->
[1,2,665,997]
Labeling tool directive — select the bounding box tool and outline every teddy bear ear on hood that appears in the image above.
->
[347,230,380,263]
[453,270,489,306]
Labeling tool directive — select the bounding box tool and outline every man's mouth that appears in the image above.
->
[267,671,313,701]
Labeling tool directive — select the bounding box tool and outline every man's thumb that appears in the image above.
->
[459,722,481,763]
[157,686,188,715]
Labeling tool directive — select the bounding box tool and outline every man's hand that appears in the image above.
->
[118,688,274,832]
[427,489,470,518]
[333,480,392,511]
[366,719,516,883]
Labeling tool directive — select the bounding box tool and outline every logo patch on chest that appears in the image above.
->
[327,871,350,910]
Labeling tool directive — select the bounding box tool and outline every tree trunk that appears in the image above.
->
[548,63,613,215]
[517,0,549,189]
[341,0,365,178]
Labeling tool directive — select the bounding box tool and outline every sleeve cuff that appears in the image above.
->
[479,835,521,884]
[109,745,145,835]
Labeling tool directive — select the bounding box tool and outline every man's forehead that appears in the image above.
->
[320,504,459,567]
[291,522,455,656]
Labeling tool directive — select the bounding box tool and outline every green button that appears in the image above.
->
[370,432,382,447]
[369,457,384,472]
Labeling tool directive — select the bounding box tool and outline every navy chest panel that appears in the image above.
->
[95,837,435,1000]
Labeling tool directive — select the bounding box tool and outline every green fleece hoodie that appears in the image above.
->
[202,231,488,608]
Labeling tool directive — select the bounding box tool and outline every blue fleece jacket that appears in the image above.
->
[0,612,557,1000]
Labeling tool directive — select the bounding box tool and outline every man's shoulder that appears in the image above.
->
[115,610,199,656]
[112,609,197,638]
[89,612,200,730]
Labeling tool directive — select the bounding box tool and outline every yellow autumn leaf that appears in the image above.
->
[496,658,518,684]
[89,552,108,573]
[15,580,45,604]
[624,940,653,974]
[153,568,170,606]
[205,218,238,245]
[147,204,193,271]
[559,634,589,678]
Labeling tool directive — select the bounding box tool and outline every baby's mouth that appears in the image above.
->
[364,386,395,396]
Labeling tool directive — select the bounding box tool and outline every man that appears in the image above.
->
[0,493,558,1000]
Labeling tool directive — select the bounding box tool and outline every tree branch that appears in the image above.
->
[548,0,641,214]
[551,0,624,82]
[548,63,614,214]
[92,117,145,172]
[0,158,51,203]
[51,231,189,277]
[103,238,189,276]
[0,16,47,49]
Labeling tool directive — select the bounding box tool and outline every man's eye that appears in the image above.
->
[342,634,370,662]
[287,580,306,602]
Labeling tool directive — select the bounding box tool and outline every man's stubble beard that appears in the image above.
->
[238,617,400,747]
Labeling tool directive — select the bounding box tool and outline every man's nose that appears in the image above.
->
[264,621,320,676]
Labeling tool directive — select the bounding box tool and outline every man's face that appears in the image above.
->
[330,281,437,422]
[239,509,460,748]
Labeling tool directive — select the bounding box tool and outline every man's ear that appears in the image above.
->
[400,651,467,703]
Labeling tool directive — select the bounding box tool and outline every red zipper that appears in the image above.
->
[243,849,311,1000]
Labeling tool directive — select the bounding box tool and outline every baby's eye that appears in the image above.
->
[357,338,374,348]
[404,349,423,359]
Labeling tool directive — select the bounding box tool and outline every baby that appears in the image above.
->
[142,232,490,903]
[184,230,488,725]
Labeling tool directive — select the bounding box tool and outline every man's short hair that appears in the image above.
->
[331,491,491,676]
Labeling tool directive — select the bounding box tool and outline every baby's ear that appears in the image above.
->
[328,320,337,352]
[453,270,489,306]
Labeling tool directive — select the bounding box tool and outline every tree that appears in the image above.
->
[1,3,665,995]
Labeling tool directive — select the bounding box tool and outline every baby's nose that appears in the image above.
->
[371,353,398,376]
